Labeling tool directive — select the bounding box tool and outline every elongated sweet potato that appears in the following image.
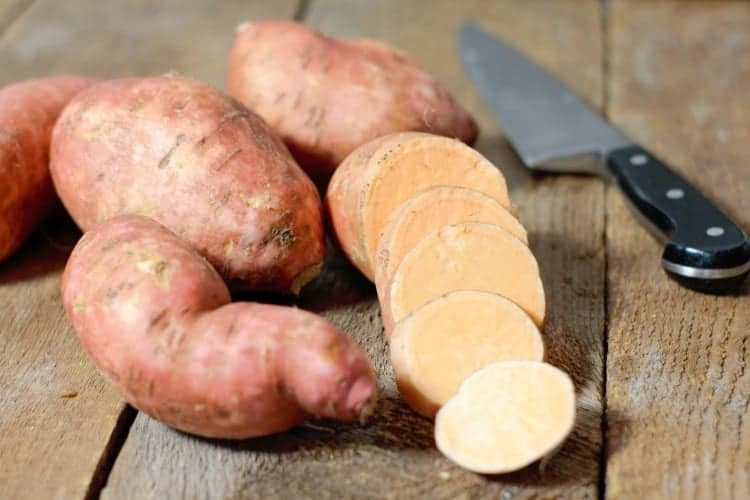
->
[62,215,377,439]
[228,20,478,182]
[51,75,324,294]
[326,132,511,280]
[435,361,575,474]
[390,290,544,418]
[0,76,94,262]
[382,222,545,333]
[374,186,526,294]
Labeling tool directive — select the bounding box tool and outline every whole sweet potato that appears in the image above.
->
[0,76,94,262]
[228,20,478,182]
[51,75,324,294]
[62,215,377,439]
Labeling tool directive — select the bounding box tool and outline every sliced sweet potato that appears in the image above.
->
[390,290,544,418]
[326,132,511,280]
[374,186,526,293]
[435,361,575,474]
[382,222,544,333]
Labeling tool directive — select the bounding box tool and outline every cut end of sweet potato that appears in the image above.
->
[362,133,511,274]
[435,361,575,474]
[390,290,544,418]
[386,222,545,333]
[375,186,527,293]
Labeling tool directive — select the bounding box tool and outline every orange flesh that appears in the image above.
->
[435,361,575,474]
[390,290,544,418]
[388,222,545,328]
[375,186,526,291]
[362,135,511,274]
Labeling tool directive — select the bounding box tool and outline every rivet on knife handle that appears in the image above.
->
[606,145,750,292]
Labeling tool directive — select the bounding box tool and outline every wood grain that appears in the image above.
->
[0,0,32,39]
[0,0,298,89]
[0,1,299,498]
[0,212,126,500]
[104,1,607,498]
[605,1,750,498]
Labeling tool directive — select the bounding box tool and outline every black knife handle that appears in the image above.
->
[606,145,750,293]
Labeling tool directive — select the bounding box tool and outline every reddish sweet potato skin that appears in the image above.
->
[51,76,324,294]
[0,76,95,261]
[62,215,377,439]
[228,20,478,182]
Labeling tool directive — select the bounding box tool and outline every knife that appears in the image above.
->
[459,23,750,293]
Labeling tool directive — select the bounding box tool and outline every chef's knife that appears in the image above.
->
[459,23,750,293]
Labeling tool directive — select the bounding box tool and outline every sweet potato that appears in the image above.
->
[374,186,526,294]
[62,215,377,439]
[0,76,94,262]
[228,20,478,182]
[435,361,575,474]
[326,132,511,280]
[390,290,544,418]
[50,75,324,294]
[382,222,545,333]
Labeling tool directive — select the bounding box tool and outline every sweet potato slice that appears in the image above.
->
[326,132,511,280]
[435,361,575,474]
[374,186,526,293]
[382,222,545,333]
[390,290,544,418]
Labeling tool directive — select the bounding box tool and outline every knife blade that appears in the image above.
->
[459,22,750,292]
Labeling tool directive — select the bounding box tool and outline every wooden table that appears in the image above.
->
[1,1,748,498]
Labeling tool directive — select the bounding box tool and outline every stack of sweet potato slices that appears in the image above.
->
[327,132,576,474]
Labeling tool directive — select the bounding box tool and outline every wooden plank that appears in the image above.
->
[605,1,750,498]
[0,0,299,89]
[0,0,32,38]
[0,1,300,499]
[104,1,607,498]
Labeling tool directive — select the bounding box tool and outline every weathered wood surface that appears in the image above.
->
[3,0,750,498]
[605,1,750,498]
[103,1,606,498]
[0,0,29,36]
[0,1,299,499]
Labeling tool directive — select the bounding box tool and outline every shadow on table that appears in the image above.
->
[0,209,79,284]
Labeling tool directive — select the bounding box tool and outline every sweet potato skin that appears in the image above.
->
[0,76,95,261]
[62,215,377,439]
[228,20,478,182]
[51,76,324,294]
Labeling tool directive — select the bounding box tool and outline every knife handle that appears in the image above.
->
[606,145,750,293]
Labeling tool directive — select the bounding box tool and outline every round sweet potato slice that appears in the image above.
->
[327,133,511,280]
[435,361,575,474]
[382,222,545,333]
[374,186,525,294]
[390,290,544,418]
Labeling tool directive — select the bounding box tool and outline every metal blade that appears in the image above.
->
[459,23,631,175]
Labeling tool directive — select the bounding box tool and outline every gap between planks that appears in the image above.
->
[85,406,138,500]
[598,2,612,499]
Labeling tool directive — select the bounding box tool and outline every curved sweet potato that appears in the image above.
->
[0,76,94,261]
[326,132,510,280]
[62,215,377,439]
[374,186,526,295]
[228,20,478,182]
[51,75,324,294]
